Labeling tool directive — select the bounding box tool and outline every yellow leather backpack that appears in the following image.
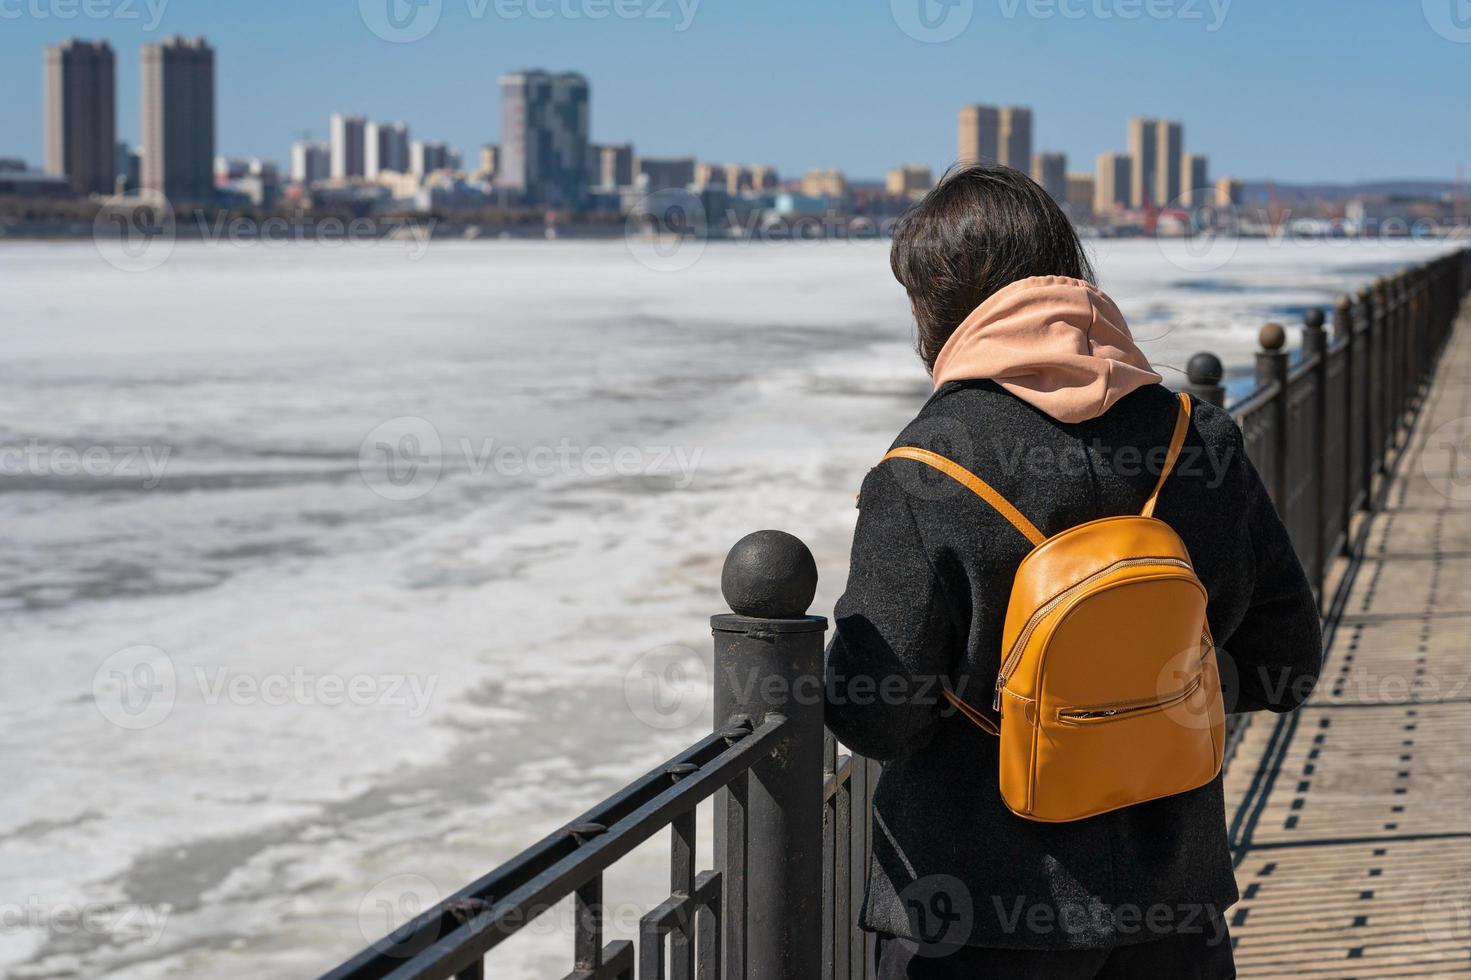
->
[882,392,1225,822]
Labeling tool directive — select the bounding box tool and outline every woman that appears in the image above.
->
[824,165,1322,979]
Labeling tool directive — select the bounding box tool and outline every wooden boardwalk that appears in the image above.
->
[1224,302,1471,977]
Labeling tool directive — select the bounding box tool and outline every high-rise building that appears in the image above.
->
[1065,174,1095,217]
[1127,118,1158,209]
[1154,120,1184,208]
[634,157,696,193]
[1184,153,1210,206]
[410,141,451,177]
[43,39,116,196]
[214,156,251,182]
[887,164,932,199]
[694,162,727,188]
[114,140,140,193]
[1095,152,1132,215]
[999,107,1033,172]
[330,114,366,179]
[1215,176,1243,207]
[499,70,590,207]
[1030,151,1066,203]
[140,36,215,203]
[723,164,752,194]
[957,104,1000,166]
[365,121,410,177]
[479,144,501,180]
[802,169,848,200]
[291,141,330,184]
[749,165,780,192]
[588,143,632,188]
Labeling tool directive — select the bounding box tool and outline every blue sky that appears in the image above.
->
[2,0,1467,184]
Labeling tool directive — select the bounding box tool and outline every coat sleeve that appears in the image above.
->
[824,464,958,761]
[1214,424,1324,715]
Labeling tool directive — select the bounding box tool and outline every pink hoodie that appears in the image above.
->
[930,275,1161,423]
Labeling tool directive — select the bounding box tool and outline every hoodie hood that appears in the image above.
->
[930,275,1161,423]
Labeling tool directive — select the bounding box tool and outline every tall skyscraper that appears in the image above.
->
[1154,120,1184,208]
[498,70,590,207]
[330,114,366,179]
[1127,118,1158,209]
[693,162,727,188]
[999,107,1033,172]
[291,141,330,184]
[887,164,932,199]
[723,164,755,194]
[115,140,140,193]
[634,157,696,193]
[801,169,849,200]
[1065,174,1095,217]
[1215,176,1243,207]
[410,141,451,177]
[1030,151,1066,203]
[1184,153,1210,206]
[1095,152,1132,215]
[479,144,501,180]
[365,121,410,178]
[749,165,780,192]
[957,105,1000,166]
[589,143,633,188]
[44,39,116,196]
[140,36,215,203]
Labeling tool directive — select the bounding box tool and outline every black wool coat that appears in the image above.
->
[824,379,1322,952]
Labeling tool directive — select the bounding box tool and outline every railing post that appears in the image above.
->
[712,530,827,980]
[1356,287,1376,507]
[1184,352,1226,407]
[1303,309,1328,603]
[1393,272,1408,425]
[1370,278,1389,474]
[1256,322,1290,511]
[1333,296,1355,549]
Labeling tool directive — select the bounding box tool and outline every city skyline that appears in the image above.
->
[28,32,1239,229]
[1,2,1466,185]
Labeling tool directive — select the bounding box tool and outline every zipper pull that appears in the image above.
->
[992,685,1002,713]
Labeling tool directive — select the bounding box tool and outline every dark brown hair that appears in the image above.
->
[890,164,1096,370]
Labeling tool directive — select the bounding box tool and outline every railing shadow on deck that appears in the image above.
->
[321,246,1471,980]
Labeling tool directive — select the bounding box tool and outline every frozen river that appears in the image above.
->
[0,236,1455,977]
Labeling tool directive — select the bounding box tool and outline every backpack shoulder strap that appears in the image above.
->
[1141,392,1193,519]
[880,447,1046,547]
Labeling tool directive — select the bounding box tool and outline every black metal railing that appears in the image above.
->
[323,247,1471,980]
[1183,248,1471,596]
[1183,247,1471,765]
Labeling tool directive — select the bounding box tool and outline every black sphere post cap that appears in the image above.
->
[1186,352,1223,386]
[721,530,818,619]
[1259,322,1286,351]
[1305,308,1326,330]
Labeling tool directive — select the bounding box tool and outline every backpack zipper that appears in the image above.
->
[992,557,1195,712]
[1057,672,1204,721]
